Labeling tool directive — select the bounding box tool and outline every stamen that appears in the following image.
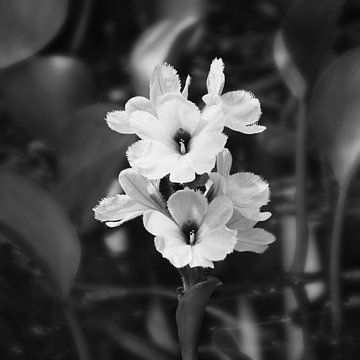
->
[179,140,186,154]
[189,230,196,245]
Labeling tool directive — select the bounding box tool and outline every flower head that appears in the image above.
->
[143,189,237,268]
[203,58,265,134]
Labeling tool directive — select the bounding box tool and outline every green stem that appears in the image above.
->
[330,184,349,338]
[291,100,309,276]
[63,302,92,360]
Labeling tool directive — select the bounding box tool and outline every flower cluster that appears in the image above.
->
[94,58,275,269]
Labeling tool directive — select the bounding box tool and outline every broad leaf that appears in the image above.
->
[176,277,221,360]
[0,56,95,143]
[0,0,68,68]
[310,48,360,188]
[0,171,81,298]
[56,104,136,233]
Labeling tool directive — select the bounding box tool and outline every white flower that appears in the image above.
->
[208,149,275,253]
[105,64,190,134]
[202,58,266,134]
[143,189,237,268]
[127,96,227,183]
[93,168,166,227]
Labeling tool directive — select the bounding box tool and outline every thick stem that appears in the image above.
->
[63,302,92,360]
[330,184,348,338]
[291,100,309,276]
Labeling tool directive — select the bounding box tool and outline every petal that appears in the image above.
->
[157,97,201,137]
[167,189,208,228]
[169,154,196,183]
[106,110,134,134]
[189,247,214,268]
[207,173,227,200]
[198,196,233,236]
[182,75,191,99]
[129,110,174,147]
[195,226,236,261]
[227,209,256,231]
[155,236,192,268]
[125,96,156,116]
[127,140,179,180]
[234,228,275,253]
[143,210,181,238]
[227,172,271,221]
[93,194,147,224]
[216,148,232,178]
[206,58,225,97]
[221,90,265,134]
[119,168,166,212]
[190,132,227,173]
[150,63,181,105]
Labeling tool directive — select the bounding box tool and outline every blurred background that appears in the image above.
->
[1,0,360,359]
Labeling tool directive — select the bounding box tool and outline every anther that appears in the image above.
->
[179,140,186,154]
[189,230,196,245]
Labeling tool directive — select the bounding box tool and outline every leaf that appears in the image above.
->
[0,171,81,298]
[0,0,68,68]
[56,104,136,233]
[213,330,251,360]
[176,277,221,360]
[0,56,95,144]
[310,48,360,188]
[281,0,345,87]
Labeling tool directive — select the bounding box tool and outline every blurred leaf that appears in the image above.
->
[130,15,201,96]
[310,48,360,188]
[0,56,95,143]
[281,0,345,87]
[0,170,81,298]
[0,0,68,68]
[213,330,251,360]
[176,277,221,360]
[147,298,178,353]
[56,104,136,233]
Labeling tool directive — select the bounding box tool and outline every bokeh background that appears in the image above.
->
[1,0,360,359]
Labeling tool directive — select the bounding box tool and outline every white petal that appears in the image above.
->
[129,111,174,147]
[235,228,275,253]
[119,168,166,212]
[157,97,201,137]
[155,236,192,268]
[195,226,236,262]
[208,173,227,200]
[221,90,265,134]
[125,96,156,116]
[106,110,134,134]
[143,210,181,238]
[150,63,181,105]
[182,75,191,99]
[167,189,208,228]
[189,247,214,268]
[169,154,196,183]
[198,196,233,236]
[127,140,179,180]
[93,194,147,224]
[190,132,227,173]
[227,209,256,231]
[216,148,232,178]
[206,58,225,97]
[227,172,270,221]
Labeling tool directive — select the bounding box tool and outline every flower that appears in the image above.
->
[127,96,227,183]
[93,168,166,227]
[202,58,266,134]
[105,64,190,134]
[208,148,275,253]
[143,189,237,268]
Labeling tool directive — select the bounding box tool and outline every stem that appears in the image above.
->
[63,302,92,360]
[291,100,309,276]
[330,184,349,338]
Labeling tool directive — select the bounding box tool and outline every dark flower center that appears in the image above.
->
[182,220,197,245]
[174,127,191,154]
